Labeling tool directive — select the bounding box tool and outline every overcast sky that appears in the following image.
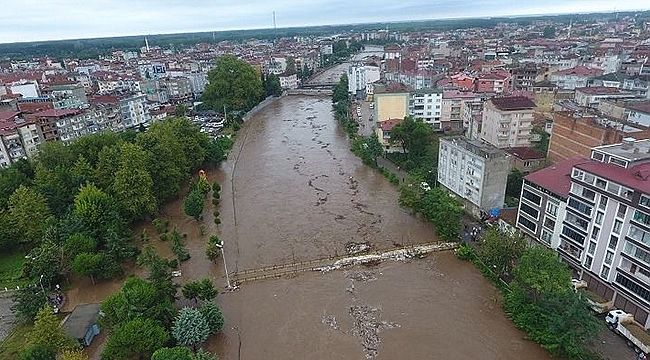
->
[1,0,648,44]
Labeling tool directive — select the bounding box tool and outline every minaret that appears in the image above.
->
[567,19,572,38]
[145,36,150,52]
[273,11,277,30]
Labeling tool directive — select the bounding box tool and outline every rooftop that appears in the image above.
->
[593,139,650,163]
[32,108,81,118]
[575,160,650,194]
[525,157,588,198]
[379,118,403,131]
[575,86,634,95]
[0,111,20,122]
[441,136,506,159]
[505,147,545,160]
[490,96,536,111]
[62,303,100,340]
[629,102,650,115]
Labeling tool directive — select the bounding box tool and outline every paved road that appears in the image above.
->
[0,292,15,344]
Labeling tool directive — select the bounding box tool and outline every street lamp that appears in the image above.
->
[39,274,47,301]
[215,241,232,289]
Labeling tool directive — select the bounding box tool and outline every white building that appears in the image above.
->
[120,94,150,129]
[481,96,536,148]
[279,73,298,90]
[408,89,443,129]
[627,104,650,127]
[348,63,366,97]
[437,136,510,217]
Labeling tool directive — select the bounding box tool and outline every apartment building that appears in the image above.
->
[409,89,442,129]
[437,136,510,217]
[560,139,650,327]
[517,157,587,250]
[480,96,536,148]
[119,94,150,129]
[441,90,482,132]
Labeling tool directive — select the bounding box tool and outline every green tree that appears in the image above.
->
[205,236,221,263]
[506,168,524,199]
[182,281,202,303]
[112,143,157,222]
[28,306,76,354]
[100,277,175,328]
[0,160,33,210]
[543,26,556,38]
[184,190,204,220]
[200,302,225,335]
[60,349,89,360]
[8,185,53,248]
[71,252,106,285]
[203,55,264,113]
[73,184,116,230]
[478,227,527,280]
[101,318,169,360]
[196,278,218,302]
[171,229,191,262]
[332,74,349,103]
[192,349,219,360]
[513,246,572,302]
[0,209,17,250]
[24,240,64,290]
[286,57,297,75]
[63,234,96,259]
[151,347,193,360]
[390,116,434,163]
[19,345,55,360]
[263,73,282,97]
[172,308,210,352]
[420,188,463,241]
[11,284,48,323]
[137,244,178,299]
[175,104,188,117]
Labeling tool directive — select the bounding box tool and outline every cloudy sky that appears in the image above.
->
[1,0,648,44]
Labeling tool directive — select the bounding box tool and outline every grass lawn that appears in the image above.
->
[0,252,27,289]
[0,322,32,359]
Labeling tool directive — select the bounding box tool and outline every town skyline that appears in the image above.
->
[2,0,649,44]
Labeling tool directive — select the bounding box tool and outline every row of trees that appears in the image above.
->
[5,117,233,324]
[457,228,601,359]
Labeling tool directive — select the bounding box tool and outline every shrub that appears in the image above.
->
[152,219,164,234]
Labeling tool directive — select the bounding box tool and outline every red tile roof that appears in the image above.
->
[525,157,588,198]
[576,86,629,95]
[575,161,650,194]
[379,118,403,131]
[505,147,545,160]
[630,102,650,115]
[32,109,81,118]
[555,66,604,77]
[490,96,536,111]
[0,111,20,122]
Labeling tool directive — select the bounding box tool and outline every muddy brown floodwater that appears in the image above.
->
[198,95,552,360]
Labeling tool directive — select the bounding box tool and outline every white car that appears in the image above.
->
[369,103,374,109]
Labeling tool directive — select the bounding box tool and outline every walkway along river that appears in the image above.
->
[201,95,552,360]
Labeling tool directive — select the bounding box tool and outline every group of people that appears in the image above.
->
[465,225,483,242]
[49,284,64,313]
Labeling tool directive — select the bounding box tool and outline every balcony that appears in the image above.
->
[559,240,583,262]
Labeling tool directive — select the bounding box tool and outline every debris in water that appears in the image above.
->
[346,271,377,282]
[322,315,340,330]
[345,241,371,255]
[349,304,399,359]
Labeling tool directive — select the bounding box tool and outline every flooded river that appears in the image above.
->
[201,95,551,360]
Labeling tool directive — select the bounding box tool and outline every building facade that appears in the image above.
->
[409,89,442,129]
[480,96,536,148]
[437,136,510,217]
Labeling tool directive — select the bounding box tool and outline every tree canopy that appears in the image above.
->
[101,318,169,360]
[203,55,264,113]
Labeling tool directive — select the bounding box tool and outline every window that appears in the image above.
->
[600,265,610,279]
[565,212,589,230]
[615,274,650,303]
[584,255,593,269]
[628,225,650,247]
[584,173,595,185]
[568,198,592,217]
[572,169,584,180]
[624,242,650,264]
[520,202,539,219]
[541,230,552,245]
[640,195,650,208]
[609,157,627,168]
[588,241,597,255]
[582,188,596,201]
[518,214,536,232]
[595,212,604,225]
[596,178,607,189]
[607,182,620,196]
[605,251,614,265]
[633,210,650,227]
[622,187,634,201]
[543,217,556,230]
[547,202,558,217]
[591,226,600,240]
[592,152,604,161]
[609,235,619,250]
[562,226,586,245]
[522,189,541,205]
[613,220,623,234]
[617,204,628,219]
[599,196,608,211]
